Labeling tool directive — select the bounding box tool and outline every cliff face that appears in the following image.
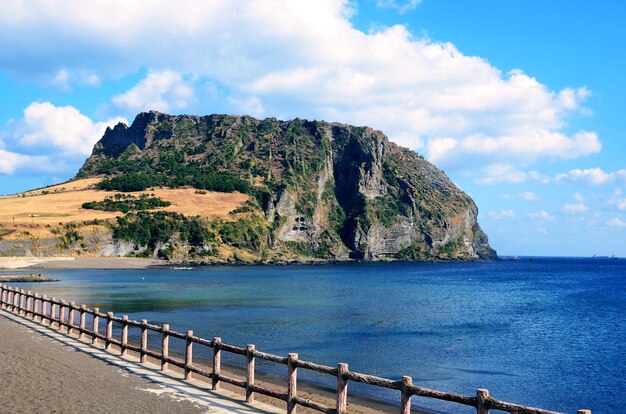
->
[79,111,496,261]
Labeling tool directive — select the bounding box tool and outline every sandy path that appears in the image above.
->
[0,310,280,414]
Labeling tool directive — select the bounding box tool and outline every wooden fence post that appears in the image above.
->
[59,301,66,331]
[92,308,100,345]
[49,298,56,326]
[0,285,5,308]
[401,376,412,414]
[68,302,75,334]
[19,290,25,315]
[288,353,298,414]
[140,320,148,363]
[476,389,490,414]
[337,363,348,414]
[79,304,86,339]
[212,337,221,390]
[121,315,128,356]
[35,294,41,321]
[32,294,37,320]
[41,295,48,322]
[25,291,32,317]
[161,324,170,371]
[21,290,27,315]
[13,289,19,311]
[184,330,193,380]
[246,344,256,403]
[105,312,113,351]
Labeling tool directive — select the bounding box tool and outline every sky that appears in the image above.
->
[0,0,624,257]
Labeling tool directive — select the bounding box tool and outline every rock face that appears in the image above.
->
[79,111,497,261]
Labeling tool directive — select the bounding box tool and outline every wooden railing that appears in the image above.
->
[0,285,591,414]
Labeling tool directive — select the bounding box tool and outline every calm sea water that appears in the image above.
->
[4,258,624,413]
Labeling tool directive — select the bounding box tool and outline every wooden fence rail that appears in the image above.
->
[0,285,591,414]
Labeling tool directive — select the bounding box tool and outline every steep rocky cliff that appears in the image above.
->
[78,111,496,261]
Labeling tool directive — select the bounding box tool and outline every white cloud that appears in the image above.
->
[51,68,101,90]
[535,227,548,235]
[555,167,626,185]
[501,191,538,201]
[7,102,125,156]
[428,130,601,167]
[618,199,626,211]
[376,0,422,14]
[112,70,195,114]
[606,218,626,228]
[485,209,516,220]
[0,149,51,175]
[475,165,547,185]
[527,210,554,220]
[563,203,589,214]
[0,0,599,176]
[52,69,70,91]
[573,192,585,202]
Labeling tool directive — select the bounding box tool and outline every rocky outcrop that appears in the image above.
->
[77,112,496,262]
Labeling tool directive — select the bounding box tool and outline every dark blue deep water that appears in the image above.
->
[4,258,625,413]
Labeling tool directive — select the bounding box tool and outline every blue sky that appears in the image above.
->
[0,0,624,256]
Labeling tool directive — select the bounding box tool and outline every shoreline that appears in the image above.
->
[0,255,493,270]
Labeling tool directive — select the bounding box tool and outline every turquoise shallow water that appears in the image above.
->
[4,258,625,413]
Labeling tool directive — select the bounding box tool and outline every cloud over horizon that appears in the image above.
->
[0,0,599,184]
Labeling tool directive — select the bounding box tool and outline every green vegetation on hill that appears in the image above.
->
[114,211,212,255]
[96,170,251,193]
[73,111,496,262]
[82,194,171,213]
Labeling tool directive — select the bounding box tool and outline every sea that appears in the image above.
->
[3,257,624,413]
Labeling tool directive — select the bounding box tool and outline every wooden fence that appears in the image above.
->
[0,285,591,414]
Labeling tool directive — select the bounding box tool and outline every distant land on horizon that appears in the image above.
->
[0,111,496,264]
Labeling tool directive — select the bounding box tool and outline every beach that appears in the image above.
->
[0,256,162,270]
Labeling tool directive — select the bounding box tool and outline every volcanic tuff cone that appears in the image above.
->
[77,111,496,261]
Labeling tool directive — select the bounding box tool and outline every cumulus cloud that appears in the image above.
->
[7,102,125,156]
[501,191,538,201]
[0,0,599,177]
[527,210,554,220]
[475,165,547,185]
[563,203,589,214]
[0,149,52,175]
[428,130,601,167]
[485,209,516,220]
[51,68,101,90]
[606,218,626,228]
[112,70,195,114]
[376,0,422,14]
[555,167,626,185]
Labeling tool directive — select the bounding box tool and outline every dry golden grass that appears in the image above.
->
[0,178,249,232]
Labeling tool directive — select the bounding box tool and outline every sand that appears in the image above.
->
[0,309,282,414]
[0,256,163,270]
